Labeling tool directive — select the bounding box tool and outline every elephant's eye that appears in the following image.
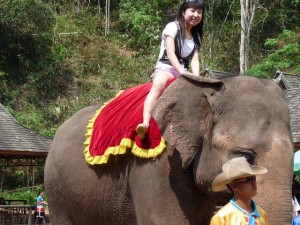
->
[231,148,257,165]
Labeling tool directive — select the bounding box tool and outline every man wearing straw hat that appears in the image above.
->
[210,157,268,225]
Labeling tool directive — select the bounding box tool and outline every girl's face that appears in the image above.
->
[182,7,203,27]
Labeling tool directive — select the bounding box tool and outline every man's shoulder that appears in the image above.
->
[256,205,268,225]
[211,203,243,225]
[293,214,300,223]
[257,205,267,215]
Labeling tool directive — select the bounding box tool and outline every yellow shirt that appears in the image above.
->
[210,201,268,225]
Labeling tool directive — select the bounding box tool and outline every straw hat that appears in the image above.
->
[212,157,268,192]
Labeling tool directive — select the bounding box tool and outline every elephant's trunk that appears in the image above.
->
[255,138,293,225]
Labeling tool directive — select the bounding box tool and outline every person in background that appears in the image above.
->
[36,191,46,225]
[0,197,6,205]
[293,195,300,217]
[210,157,268,225]
[293,212,300,225]
[136,0,204,140]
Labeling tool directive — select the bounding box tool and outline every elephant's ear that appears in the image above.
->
[152,74,223,169]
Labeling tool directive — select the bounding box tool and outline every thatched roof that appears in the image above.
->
[203,69,238,79]
[274,70,300,90]
[0,103,52,158]
[284,88,300,148]
[274,70,300,148]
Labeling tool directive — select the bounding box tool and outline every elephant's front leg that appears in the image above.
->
[129,151,214,225]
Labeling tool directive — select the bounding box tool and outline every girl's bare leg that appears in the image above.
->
[136,72,172,140]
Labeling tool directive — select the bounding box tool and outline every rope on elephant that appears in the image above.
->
[84,79,175,165]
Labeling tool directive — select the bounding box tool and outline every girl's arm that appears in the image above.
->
[190,48,200,76]
[165,35,186,75]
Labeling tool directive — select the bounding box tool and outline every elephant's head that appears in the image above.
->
[153,74,294,224]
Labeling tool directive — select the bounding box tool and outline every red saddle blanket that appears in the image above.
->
[84,79,175,165]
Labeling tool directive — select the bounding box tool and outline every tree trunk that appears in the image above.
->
[27,166,30,187]
[32,167,35,186]
[98,0,101,33]
[105,0,110,36]
[240,0,257,75]
[0,169,4,190]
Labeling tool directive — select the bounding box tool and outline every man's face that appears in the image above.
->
[230,176,258,199]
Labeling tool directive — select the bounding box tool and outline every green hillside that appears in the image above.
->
[0,0,299,138]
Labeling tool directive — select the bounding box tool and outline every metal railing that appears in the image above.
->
[0,205,33,225]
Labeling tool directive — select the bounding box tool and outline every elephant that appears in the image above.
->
[44,74,294,225]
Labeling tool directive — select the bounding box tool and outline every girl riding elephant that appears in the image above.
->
[136,0,204,140]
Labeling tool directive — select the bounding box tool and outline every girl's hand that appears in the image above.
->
[181,72,196,76]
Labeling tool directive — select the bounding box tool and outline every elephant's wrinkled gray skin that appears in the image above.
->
[45,74,294,225]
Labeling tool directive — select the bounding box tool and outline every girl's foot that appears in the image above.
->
[136,123,149,140]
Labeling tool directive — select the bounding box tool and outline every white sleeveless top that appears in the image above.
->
[155,22,195,70]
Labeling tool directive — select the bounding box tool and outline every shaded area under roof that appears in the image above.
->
[0,103,52,158]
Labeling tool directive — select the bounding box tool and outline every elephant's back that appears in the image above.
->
[56,104,101,140]
[46,104,101,167]
[44,105,137,224]
[44,104,101,209]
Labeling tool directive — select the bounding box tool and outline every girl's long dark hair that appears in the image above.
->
[177,0,205,49]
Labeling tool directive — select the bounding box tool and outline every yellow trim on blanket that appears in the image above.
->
[84,137,166,165]
[84,138,130,165]
[84,90,166,165]
[131,138,166,158]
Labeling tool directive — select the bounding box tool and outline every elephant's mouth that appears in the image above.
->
[183,159,218,195]
[183,162,194,182]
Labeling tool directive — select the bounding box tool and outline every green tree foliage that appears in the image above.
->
[0,0,299,191]
[0,0,299,139]
[202,0,300,73]
[0,0,70,102]
[259,0,300,37]
[0,0,75,138]
[0,0,55,76]
[202,0,241,72]
[1,186,44,205]
[1,165,44,191]
[119,0,179,51]
[246,30,300,77]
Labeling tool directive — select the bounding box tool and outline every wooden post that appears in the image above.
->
[28,207,32,225]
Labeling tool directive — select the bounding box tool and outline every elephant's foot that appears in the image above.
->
[136,123,149,140]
